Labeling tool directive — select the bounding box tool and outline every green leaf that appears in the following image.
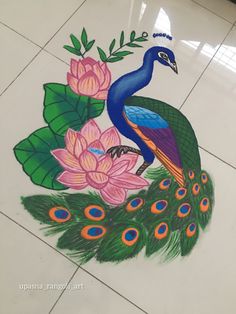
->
[135,37,148,42]
[127,42,142,48]
[70,34,81,50]
[109,39,116,54]
[63,45,81,56]
[43,83,105,136]
[97,47,107,62]
[85,39,95,52]
[14,127,67,190]
[88,98,105,118]
[114,51,133,57]
[130,30,136,41]
[81,28,88,47]
[120,31,124,47]
[107,56,123,63]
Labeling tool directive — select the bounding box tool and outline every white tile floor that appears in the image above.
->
[0,0,236,313]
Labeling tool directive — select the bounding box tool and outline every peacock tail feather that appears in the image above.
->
[21,166,214,264]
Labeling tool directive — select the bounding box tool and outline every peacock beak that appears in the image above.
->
[171,62,178,74]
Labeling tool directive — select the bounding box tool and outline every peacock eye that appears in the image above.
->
[158,52,169,61]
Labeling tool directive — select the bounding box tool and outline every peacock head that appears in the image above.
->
[147,46,178,74]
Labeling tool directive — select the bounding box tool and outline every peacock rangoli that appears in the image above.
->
[14,29,214,264]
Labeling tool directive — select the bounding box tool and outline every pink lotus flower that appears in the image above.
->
[51,120,149,205]
[67,57,111,100]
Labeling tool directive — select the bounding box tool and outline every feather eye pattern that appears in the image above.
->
[96,222,146,263]
[21,166,214,264]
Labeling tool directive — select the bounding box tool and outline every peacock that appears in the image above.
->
[21,38,214,264]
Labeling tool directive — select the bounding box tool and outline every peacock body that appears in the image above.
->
[21,44,214,264]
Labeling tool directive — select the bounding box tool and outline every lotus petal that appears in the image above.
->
[93,63,105,85]
[110,172,149,189]
[80,119,101,144]
[100,63,111,90]
[51,149,82,172]
[108,160,129,176]
[87,140,105,157]
[77,60,86,79]
[86,171,109,189]
[93,90,108,100]
[81,57,97,66]
[100,127,121,151]
[78,70,100,96]
[57,171,87,189]
[67,73,78,94]
[79,150,97,172]
[70,59,78,77]
[97,155,113,173]
[100,183,127,205]
[113,153,138,171]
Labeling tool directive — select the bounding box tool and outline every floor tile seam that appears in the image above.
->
[199,145,236,170]
[0,211,149,314]
[0,20,42,49]
[179,23,235,111]
[0,0,88,98]
[48,266,80,314]
[191,0,235,24]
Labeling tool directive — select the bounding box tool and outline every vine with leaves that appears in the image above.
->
[63,28,148,63]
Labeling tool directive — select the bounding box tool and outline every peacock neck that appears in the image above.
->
[107,50,155,114]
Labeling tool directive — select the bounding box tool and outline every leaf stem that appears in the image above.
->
[64,29,95,59]
[105,34,148,62]
[106,41,129,60]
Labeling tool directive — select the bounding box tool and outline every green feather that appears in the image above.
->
[196,170,214,229]
[96,221,146,263]
[170,203,194,231]
[180,222,199,256]
[108,190,147,222]
[21,194,70,224]
[63,192,109,224]
[57,223,103,264]
[146,219,171,257]
[21,194,77,236]
[162,231,181,261]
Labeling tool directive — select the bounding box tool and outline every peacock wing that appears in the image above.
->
[124,96,201,177]
[123,104,185,186]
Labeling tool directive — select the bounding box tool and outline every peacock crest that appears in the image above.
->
[14,28,214,264]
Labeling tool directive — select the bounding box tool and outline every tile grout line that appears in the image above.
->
[43,0,87,48]
[191,0,234,24]
[43,49,70,66]
[0,0,87,98]
[0,211,148,314]
[79,266,149,314]
[0,20,70,66]
[48,266,80,314]
[0,49,43,97]
[179,23,235,111]
[0,210,78,265]
[199,145,236,170]
[0,20,43,49]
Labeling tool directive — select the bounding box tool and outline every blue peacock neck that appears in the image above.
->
[107,49,155,116]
